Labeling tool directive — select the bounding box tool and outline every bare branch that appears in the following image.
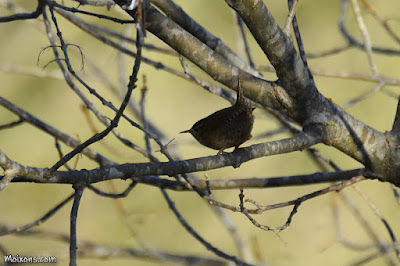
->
[47,4,144,172]
[48,0,134,24]
[340,191,397,264]
[0,0,45,22]
[87,181,137,198]
[339,0,400,55]
[352,184,400,259]
[161,188,253,266]
[4,130,322,184]
[361,0,400,45]
[235,13,255,69]
[150,0,260,77]
[258,65,400,85]
[226,0,315,100]
[70,184,84,266]
[138,1,275,107]
[0,193,74,236]
[4,225,227,265]
[351,0,379,76]
[0,96,115,166]
[342,81,385,107]
[0,117,24,130]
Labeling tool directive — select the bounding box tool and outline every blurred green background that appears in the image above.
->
[1,0,400,265]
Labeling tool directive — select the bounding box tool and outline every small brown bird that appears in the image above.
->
[180,81,255,154]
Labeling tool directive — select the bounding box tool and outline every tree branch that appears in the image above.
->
[161,188,253,266]
[150,0,260,77]
[0,130,322,184]
[339,0,400,55]
[225,0,315,103]
[0,96,115,166]
[0,193,74,236]
[70,185,84,266]
[0,0,45,22]
[137,1,276,109]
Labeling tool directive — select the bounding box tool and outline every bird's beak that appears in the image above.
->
[180,129,191,134]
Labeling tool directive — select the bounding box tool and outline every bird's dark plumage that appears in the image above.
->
[180,81,254,154]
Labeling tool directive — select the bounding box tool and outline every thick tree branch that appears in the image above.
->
[225,0,316,106]
[0,130,322,184]
[223,1,396,182]
[1,1,399,265]
[150,0,260,77]
[5,168,375,190]
[137,1,277,110]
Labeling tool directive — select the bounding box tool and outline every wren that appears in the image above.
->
[180,81,255,154]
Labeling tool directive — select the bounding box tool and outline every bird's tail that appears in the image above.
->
[235,78,248,106]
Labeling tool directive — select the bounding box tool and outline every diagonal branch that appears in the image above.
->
[0,193,74,236]
[0,0,45,22]
[46,4,143,172]
[339,0,400,55]
[137,1,275,109]
[0,96,115,166]
[225,0,316,101]
[150,0,260,77]
[161,188,253,266]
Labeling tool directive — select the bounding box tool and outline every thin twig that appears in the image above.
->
[51,8,178,162]
[47,4,144,172]
[352,184,400,260]
[360,0,400,45]
[161,188,253,266]
[283,0,298,35]
[342,81,385,108]
[306,43,352,58]
[0,96,115,166]
[48,0,135,24]
[70,185,85,266]
[0,118,24,130]
[54,138,72,171]
[140,75,152,157]
[331,192,375,250]
[238,176,364,232]
[56,8,187,80]
[258,64,400,85]
[0,0,45,22]
[210,201,251,261]
[87,181,137,198]
[339,0,400,55]
[391,185,400,207]
[351,0,379,76]
[4,224,226,265]
[340,191,397,265]
[235,13,255,68]
[0,193,75,236]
